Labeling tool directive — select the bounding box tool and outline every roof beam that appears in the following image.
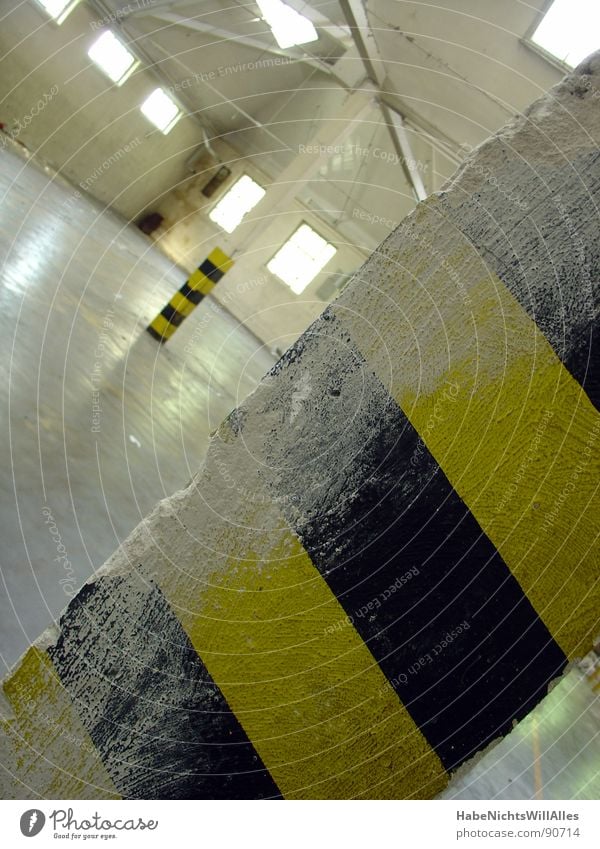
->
[119,0,197,17]
[379,93,463,165]
[146,10,337,78]
[122,0,352,46]
[338,0,429,200]
[379,101,427,201]
[337,0,387,85]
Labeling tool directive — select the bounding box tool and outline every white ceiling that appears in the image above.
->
[91,0,566,249]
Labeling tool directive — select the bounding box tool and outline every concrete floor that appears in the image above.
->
[0,143,275,671]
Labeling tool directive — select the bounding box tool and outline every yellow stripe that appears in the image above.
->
[1,648,120,799]
[169,291,196,317]
[399,285,599,660]
[187,270,215,296]
[208,246,234,274]
[338,197,600,660]
[158,524,446,799]
[148,313,177,339]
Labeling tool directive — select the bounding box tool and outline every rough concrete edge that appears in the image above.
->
[437,663,578,798]
[439,638,600,798]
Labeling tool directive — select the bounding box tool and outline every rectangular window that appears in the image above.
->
[87,31,137,86]
[267,224,336,294]
[140,88,181,134]
[36,0,79,23]
[257,0,318,49]
[530,0,600,68]
[209,175,266,233]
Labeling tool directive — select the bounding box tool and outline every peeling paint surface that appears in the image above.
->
[48,577,280,799]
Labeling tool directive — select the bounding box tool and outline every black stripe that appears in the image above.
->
[260,311,567,771]
[146,325,167,343]
[160,304,185,327]
[198,258,224,283]
[438,151,600,411]
[180,283,204,305]
[48,576,281,800]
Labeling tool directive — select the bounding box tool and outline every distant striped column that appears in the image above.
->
[147,247,234,342]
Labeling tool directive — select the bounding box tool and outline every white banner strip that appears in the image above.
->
[0,800,598,848]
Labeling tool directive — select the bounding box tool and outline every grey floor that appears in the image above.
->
[0,144,275,671]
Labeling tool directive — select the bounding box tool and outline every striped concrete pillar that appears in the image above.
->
[147,247,234,342]
[2,54,599,800]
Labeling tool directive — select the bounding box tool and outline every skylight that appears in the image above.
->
[256,0,318,49]
[88,31,137,85]
[36,0,78,23]
[531,0,600,68]
[140,88,181,134]
[209,175,266,234]
[267,224,336,294]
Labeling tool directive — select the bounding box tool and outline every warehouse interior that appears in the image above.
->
[0,0,599,801]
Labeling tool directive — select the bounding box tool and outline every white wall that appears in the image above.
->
[0,0,203,221]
